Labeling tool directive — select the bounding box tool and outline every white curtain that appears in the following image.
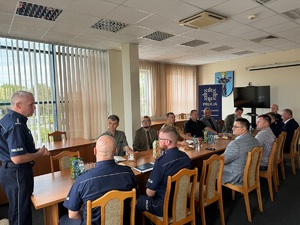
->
[165,64,196,114]
[139,61,196,118]
[54,46,109,140]
[139,61,160,117]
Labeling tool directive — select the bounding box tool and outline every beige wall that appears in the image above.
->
[198,48,300,122]
[107,45,140,148]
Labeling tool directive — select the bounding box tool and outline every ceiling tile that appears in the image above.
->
[0,0,18,13]
[118,25,154,37]
[105,5,150,24]
[56,11,99,27]
[136,15,175,30]
[13,15,54,31]
[154,1,202,21]
[0,0,300,65]
[123,0,177,14]
[67,0,118,18]
[0,12,14,25]
[249,14,290,29]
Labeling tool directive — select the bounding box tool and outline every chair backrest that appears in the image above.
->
[217,120,225,131]
[48,131,67,142]
[50,150,80,173]
[163,168,198,224]
[267,140,278,173]
[200,154,224,206]
[276,131,286,162]
[86,188,136,225]
[178,113,187,120]
[243,147,262,190]
[290,127,300,154]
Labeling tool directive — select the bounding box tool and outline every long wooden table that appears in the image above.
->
[0,138,96,205]
[31,138,232,225]
[34,138,96,176]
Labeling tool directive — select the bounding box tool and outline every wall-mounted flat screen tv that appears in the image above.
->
[233,86,270,108]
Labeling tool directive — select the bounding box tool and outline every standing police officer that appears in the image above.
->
[0,91,50,225]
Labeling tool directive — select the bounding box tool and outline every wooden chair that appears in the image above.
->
[142,168,198,225]
[217,120,225,132]
[50,150,80,173]
[223,147,263,222]
[48,131,67,142]
[274,131,286,186]
[195,154,225,225]
[178,113,187,120]
[259,140,278,201]
[284,127,300,175]
[86,188,136,225]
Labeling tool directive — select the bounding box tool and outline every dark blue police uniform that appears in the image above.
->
[0,110,36,225]
[60,160,137,225]
[136,147,191,216]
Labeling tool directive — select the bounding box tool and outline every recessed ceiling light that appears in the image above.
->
[143,31,174,41]
[91,19,129,33]
[15,1,62,21]
[180,40,208,47]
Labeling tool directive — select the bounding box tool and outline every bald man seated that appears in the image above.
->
[60,135,137,225]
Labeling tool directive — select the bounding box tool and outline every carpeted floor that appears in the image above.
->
[0,161,299,225]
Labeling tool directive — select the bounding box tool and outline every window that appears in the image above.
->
[0,38,54,143]
[139,68,153,117]
[0,37,109,143]
[139,61,196,118]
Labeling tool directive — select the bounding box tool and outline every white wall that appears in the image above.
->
[198,48,300,122]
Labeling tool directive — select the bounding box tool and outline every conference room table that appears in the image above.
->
[31,137,233,225]
[33,138,96,176]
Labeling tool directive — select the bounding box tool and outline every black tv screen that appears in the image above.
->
[234,86,270,108]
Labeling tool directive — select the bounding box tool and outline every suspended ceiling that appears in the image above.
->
[0,0,300,65]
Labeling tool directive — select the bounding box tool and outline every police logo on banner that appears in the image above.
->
[215,71,234,97]
[198,84,222,121]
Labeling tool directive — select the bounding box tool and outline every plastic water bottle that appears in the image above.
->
[70,157,79,179]
[78,158,85,174]
[193,135,199,149]
[208,132,215,144]
[249,124,253,134]
[203,130,208,143]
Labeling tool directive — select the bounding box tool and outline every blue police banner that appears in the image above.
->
[198,84,222,120]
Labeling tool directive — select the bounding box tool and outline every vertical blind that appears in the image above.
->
[0,37,109,143]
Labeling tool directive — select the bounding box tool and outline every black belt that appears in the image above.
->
[2,161,35,168]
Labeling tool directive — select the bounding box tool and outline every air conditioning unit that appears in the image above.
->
[179,11,227,29]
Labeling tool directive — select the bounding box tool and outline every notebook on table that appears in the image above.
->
[133,162,154,173]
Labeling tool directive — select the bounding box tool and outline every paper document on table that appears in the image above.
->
[186,140,193,144]
[114,156,127,162]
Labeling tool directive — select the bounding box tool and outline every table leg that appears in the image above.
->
[43,204,59,225]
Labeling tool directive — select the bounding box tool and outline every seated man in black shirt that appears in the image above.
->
[266,112,282,137]
[184,109,218,138]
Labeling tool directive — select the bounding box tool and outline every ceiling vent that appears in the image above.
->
[210,46,233,52]
[251,35,278,43]
[233,50,254,55]
[282,8,300,20]
[253,0,278,5]
[179,11,227,29]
